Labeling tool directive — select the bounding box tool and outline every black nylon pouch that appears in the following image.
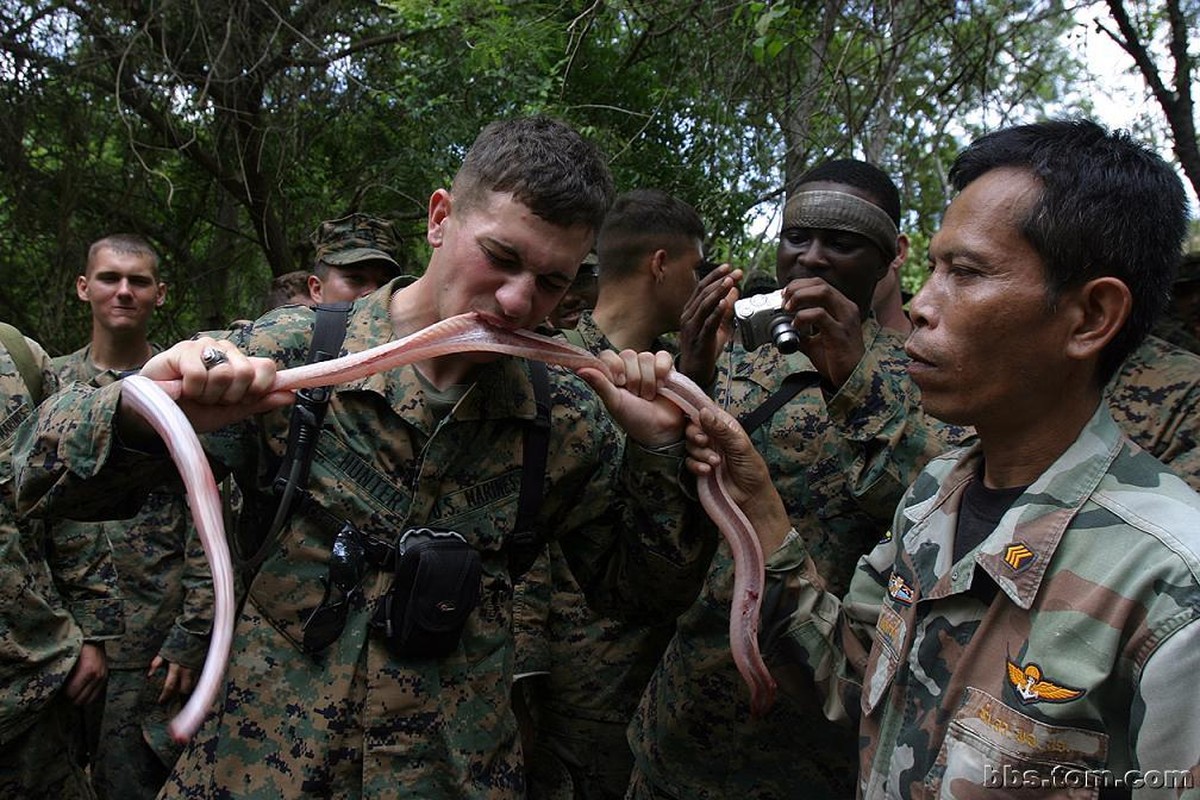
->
[372,527,482,659]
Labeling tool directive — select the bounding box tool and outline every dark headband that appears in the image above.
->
[783,190,899,261]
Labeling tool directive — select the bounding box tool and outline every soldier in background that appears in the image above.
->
[264,270,314,313]
[1105,328,1200,491]
[306,213,402,304]
[518,188,707,799]
[1155,251,1200,353]
[1,323,122,799]
[53,234,213,800]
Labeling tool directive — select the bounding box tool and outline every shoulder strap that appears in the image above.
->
[737,372,821,435]
[238,302,352,576]
[275,300,354,485]
[507,360,551,580]
[306,301,355,364]
[561,327,587,351]
[0,322,43,406]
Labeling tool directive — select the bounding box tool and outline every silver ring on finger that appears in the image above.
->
[201,346,229,370]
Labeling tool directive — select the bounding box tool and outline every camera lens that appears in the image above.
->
[770,314,802,354]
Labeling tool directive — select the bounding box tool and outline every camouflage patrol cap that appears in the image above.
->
[311,213,401,274]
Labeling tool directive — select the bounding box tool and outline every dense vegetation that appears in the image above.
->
[1,1,1195,352]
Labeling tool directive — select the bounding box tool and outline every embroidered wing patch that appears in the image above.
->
[1006,659,1085,705]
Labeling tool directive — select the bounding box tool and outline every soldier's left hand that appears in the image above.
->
[781,277,866,389]
[578,349,684,448]
[149,654,197,703]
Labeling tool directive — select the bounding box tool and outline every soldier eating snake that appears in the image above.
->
[121,311,777,742]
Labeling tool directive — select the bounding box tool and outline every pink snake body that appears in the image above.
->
[125,312,776,742]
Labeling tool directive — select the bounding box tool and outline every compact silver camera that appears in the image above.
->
[734,289,804,353]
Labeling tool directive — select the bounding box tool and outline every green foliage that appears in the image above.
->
[0,0,1137,351]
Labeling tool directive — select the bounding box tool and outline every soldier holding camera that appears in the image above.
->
[627,159,973,799]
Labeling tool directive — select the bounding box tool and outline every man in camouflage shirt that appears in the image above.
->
[54,234,214,800]
[626,160,972,799]
[1,324,123,799]
[682,119,1200,799]
[13,116,708,799]
[516,188,708,799]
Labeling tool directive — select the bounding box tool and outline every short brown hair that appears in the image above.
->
[451,116,614,232]
[87,234,160,278]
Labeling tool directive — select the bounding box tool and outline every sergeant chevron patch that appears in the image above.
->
[1003,543,1036,573]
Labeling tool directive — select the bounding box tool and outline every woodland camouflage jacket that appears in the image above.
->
[766,406,1200,799]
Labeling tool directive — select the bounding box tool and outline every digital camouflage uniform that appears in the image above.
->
[52,344,215,800]
[13,278,707,799]
[1106,334,1200,490]
[1,332,123,799]
[515,310,685,800]
[763,405,1200,799]
[627,321,974,800]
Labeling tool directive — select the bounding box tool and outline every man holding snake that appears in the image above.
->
[12,116,710,799]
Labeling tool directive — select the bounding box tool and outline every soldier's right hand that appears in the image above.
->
[684,405,793,554]
[678,263,741,387]
[122,337,292,436]
[65,642,108,706]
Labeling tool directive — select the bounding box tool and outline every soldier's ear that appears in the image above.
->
[308,274,324,303]
[76,274,90,302]
[428,189,452,248]
[649,249,668,283]
[1064,276,1131,362]
[889,234,910,276]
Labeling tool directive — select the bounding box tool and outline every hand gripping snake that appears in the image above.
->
[121,312,777,742]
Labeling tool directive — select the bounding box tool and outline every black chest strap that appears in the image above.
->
[274,301,354,491]
[507,360,550,580]
[737,372,821,435]
[238,302,353,576]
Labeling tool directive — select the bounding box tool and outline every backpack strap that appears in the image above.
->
[0,322,43,406]
[507,360,551,580]
[236,302,352,577]
[737,372,820,435]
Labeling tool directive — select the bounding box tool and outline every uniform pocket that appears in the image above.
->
[861,603,907,717]
[928,687,1108,799]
